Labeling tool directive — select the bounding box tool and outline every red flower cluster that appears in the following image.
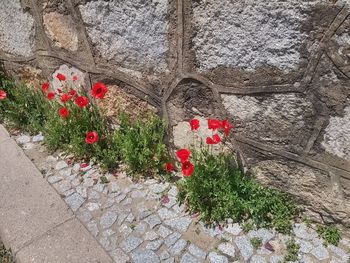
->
[0,90,7,100]
[40,78,109,145]
[176,149,194,177]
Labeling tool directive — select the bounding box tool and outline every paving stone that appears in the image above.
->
[165,232,181,247]
[172,203,185,213]
[123,187,131,194]
[248,228,275,243]
[234,236,254,261]
[269,255,284,263]
[110,248,130,263]
[301,255,314,263]
[88,190,100,200]
[296,239,313,253]
[218,242,236,257]
[144,231,159,241]
[131,249,160,263]
[125,212,135,223]
[59,167,72,177]
[159,250,171,260]
[134,222,147,235]
[86,220,99,237]
[168,186,178,197]
[208,252,229,263]
[119,224,132,237]
[16,135,31,144]
[63,188,75,197]
[181,253,200,263]
[46,155,57,166]
[64,192,85,211]
[328,245,348,261]
[310,245,330,260]
[188,244,207,260]
[120,235,143,253]
[108,181,120,193]
[108,235,118,252]
[224,223,242,236]
[293,223,317,241]
[114,193,126,203]
[169,239,187,256]
[72,163,80,172]
[86,202,100,212]
[164,216,192,232]
[117,212,129,225]
[164,258,175,263]
[121,197,132,205]
[158,225,173,238]
[53,180,71,193]
[163,196,177,208]
[250,255,267,263]
[83,178,95,188]
[100,211,118,229]
[146,239,163,250]
[150,183,169,194]
[55,160,68,170]
[201,224,222,237]
[76,186,87,198]
[32,133,44,142]
[23,142,34,150]
[144,179,158,185]
[99,236,110,250]
[256,247,272,255]
[131,189,147,198]
[158,207,177,220]
[71,178,81,187]
[137,208,153,220]
[77,210,92,223]
[47,175,63,184]
[144,214,162,229]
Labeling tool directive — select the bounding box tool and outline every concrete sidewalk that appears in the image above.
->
[0,125,113,263]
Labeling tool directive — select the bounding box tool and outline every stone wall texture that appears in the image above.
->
[0,0,350,225]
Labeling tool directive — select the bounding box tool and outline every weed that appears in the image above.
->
[242,220,255,233]
[250,237,263,250]
[100,176,109,184]
[115,113,168,178]
[177,149,298,233]
[0,242,14,263]
[317,224,341,246]
[284,238,300,262]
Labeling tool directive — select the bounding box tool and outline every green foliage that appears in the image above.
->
[177,150,298,233]
[317,224,341,246]
[250,237,262,250]
[0,242,14,263]
[284,238,300,262]
[114,113,168,178]
[242,220,255,233]
[0,80,50,133]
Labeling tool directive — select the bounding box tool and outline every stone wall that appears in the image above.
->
[1,0,350,225]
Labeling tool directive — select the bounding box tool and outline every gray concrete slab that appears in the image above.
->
[0,124,10,143]
[16,218,113,263]
[0,138,73,252]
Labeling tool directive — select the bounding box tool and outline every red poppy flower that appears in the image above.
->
[222,119,234,136]
[176,148,191,163]
[60,93,72,103]
[91,82,108,99]
[80,163,89,168]
[69,90,77,96]
[72,75,78,81]
[182,161,194,177]
[47,92,55,100]
[0,90,7,100]
[208,119,222,130]
[206,134,222,145]
[75,96,89,108]
[56,73,66,81]
[59,107,69,118]
[57,88,62,94]
[41,82,50,92]
[190,119,200,131]
[85,131,99,144]
[164,163,174,173]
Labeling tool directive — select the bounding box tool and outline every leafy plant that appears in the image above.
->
[176,118,298,234]
[242,220,255,233]
[0,80,50,133]
[0,242,14,263]
[317,224,341,246]
[250,237,262,250]
[114,112,168,178]
[284,238,300,262]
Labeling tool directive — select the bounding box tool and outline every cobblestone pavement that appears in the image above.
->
[15,133,350,263]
